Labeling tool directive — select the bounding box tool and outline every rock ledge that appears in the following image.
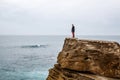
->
[47,38,120,80]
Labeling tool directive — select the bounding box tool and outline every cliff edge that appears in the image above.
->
[47,38,120,80]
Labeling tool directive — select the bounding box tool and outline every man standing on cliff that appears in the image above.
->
[71,24,75,38]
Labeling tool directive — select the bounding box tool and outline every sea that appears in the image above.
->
[0,35,120,80]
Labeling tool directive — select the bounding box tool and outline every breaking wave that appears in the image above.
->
[21,45,48,48]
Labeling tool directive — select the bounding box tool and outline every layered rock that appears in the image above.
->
[47,64,119,80]
[47,64,94,80]
[47,38,120,80]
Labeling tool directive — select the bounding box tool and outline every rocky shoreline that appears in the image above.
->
[47,38,120,80]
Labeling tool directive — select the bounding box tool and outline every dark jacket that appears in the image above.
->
[71,25,75,32]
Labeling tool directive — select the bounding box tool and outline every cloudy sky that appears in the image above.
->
[0,0,120,35]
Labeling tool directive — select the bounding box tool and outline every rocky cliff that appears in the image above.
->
[47,38,120,80]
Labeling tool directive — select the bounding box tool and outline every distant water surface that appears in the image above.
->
[0,35,120,80]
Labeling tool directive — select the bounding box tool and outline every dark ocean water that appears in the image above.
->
[0,35,120,80]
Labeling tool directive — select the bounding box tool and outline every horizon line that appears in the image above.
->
[0,34,120,36]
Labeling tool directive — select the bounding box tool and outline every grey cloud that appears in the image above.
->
[0,0,120,35]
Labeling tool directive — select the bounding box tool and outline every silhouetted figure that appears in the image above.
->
[71,24,75,38]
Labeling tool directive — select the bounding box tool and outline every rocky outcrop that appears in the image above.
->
[47,38,120,80]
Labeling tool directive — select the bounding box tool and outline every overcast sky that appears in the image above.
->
[0,0,120,35]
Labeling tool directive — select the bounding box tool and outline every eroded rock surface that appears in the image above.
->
[47,38,120,80]
[47,64,119,80]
